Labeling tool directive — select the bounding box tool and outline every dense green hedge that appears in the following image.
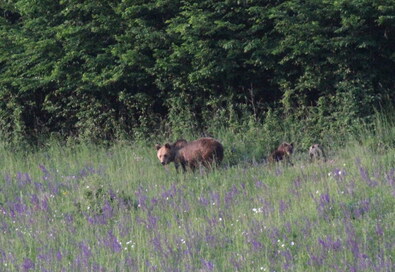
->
[1,0,394,143]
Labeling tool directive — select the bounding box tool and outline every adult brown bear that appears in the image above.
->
[155,137,224,172]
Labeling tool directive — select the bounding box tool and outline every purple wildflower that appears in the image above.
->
[34,182,44,191]
[30,194,40,210]
[356,160,378,187]
[255,180,267,189]
[225,185,239,207]
[314,192,333,219]
[79,242,92,259]
[47,181,60,195]
[41,197,49,211]
[64,213,74,224]
[135,186,148,210]
[38,247,56,263]
[39,164,51,180]
[279,200,288,214]
[251,239,263,251]
[331,168,347,181]
[205,229,218,248]
[318,236,342,251]
[293,177,302,188]
[56,250,62,261]
[309,254,324,266]
[385,169,395,186]
[147,214,158,230]
[199,195,209,206]
[375,223,384,236]
[22,258,35,272]
[102,201,113,220]
[86,214,107,225]
[210,192,220,207]
[11,200,28,215]
[320,193,330,204]
[201,259,214,271]
[104,231,122,253]
[151,235,163,254]
[354,199,370,218]
[161,183,178,199]
[124,255,136,269]
[17,172,32,187]
[229,254,243,271]
[281,249,294,270]
[78,165,99,178]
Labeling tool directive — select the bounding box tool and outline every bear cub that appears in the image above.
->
[309,144,326,162]
[269,142,294,165]
[155,137,224,172]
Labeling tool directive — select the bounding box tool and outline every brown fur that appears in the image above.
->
[309,144,326,162]
[155,137,224,172]
[173,139,188,149]
[269,142,294,165]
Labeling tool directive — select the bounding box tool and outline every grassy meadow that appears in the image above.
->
[0,119,394,271]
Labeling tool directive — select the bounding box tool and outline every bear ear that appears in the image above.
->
[155,144,161,150]
[164,143,171,149]
[290,142,294,147]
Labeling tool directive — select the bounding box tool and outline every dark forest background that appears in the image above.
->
[1,0,394,145]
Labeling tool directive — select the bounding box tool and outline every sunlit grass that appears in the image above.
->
[0,117,394,271]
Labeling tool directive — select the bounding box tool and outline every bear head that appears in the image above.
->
[155,143,175,165]
[279,142,294,155]
[309,144,320,151]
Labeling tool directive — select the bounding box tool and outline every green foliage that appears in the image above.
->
[1,0,394,143]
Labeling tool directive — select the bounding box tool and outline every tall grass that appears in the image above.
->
[0,113,394,271]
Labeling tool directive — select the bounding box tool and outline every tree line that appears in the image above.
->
[1,0,394,144]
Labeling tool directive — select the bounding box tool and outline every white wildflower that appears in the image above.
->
[252,208,263,214]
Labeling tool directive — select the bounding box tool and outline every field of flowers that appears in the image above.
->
[0,136,394,271]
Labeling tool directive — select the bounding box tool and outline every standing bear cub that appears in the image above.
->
[309,143,326,162]
[155,137,224,173]
[268,142,294,165]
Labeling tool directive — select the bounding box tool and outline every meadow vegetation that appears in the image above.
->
[0,112,394,271]
[1,1,394,270]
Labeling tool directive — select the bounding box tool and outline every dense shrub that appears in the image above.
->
[1,0,394,143]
